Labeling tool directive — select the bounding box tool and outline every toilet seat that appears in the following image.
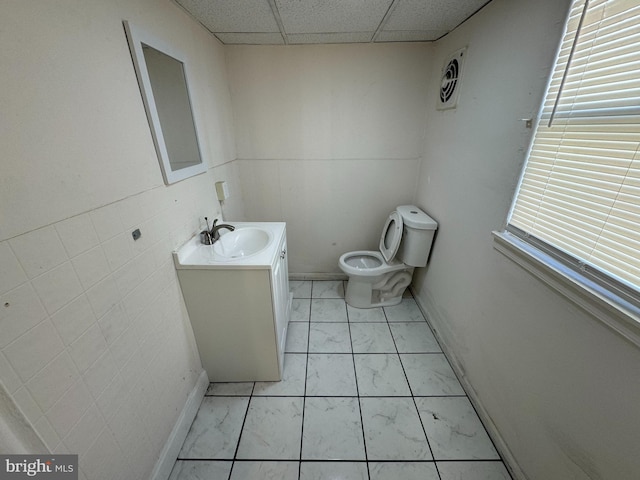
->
[339,250,406,277]
[379,211,403,262]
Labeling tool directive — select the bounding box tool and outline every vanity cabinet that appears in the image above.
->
[174,223,291,382]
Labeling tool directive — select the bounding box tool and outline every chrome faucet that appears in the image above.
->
[210,219,235,241]
[200,218,235,245]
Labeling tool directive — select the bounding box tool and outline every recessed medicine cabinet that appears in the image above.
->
[123,21,206,184]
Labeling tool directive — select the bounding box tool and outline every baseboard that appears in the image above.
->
[150,369,209,480]
[410,287,528,480]
[289,273,347,281]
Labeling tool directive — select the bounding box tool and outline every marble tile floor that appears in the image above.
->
[170,280,512,480]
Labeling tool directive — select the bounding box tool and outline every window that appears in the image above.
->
[506,0,640,308]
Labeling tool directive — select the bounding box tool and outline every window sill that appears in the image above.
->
[492,230,640,348]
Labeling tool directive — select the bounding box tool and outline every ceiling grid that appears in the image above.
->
[174,0,491,45]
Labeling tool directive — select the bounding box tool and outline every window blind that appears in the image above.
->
[508,0,640,293]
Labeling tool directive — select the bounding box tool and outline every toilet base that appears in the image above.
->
[344,268,413,309]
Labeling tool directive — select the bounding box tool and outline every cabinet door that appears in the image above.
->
[273,237,290,353]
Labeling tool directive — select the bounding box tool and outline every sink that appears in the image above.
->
[173,222,283,267]
[212,227,272,260]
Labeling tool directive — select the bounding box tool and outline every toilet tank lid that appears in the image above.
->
[396,205,438,230]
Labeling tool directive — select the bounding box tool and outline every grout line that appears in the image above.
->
[386,304,442,479]
[345,293,371,480]
[298,294,312,477]
[180,290,512,476]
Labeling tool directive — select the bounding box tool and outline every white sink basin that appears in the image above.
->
[173,222,284,268]
[212,227,272,260]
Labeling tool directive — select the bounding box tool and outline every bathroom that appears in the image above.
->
[1,0,639,479]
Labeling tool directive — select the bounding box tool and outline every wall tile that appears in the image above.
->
[31,262,83,315]
[86,275,121,319]
[108,326,138,371]
[98,303,130,345]
[0,352,21,393]
[96,373,128,422]
[0,283,47,348]
[82,350,118,399]
[112,261,141,298]
[34,416,61,451]
[26,353,79,412]
[117,196,145,231]
[0,241,27,295]
[81,427,123,480]
[90,203,123,243]
[108,397,147,455]
[55,214,100,258]
[63,404,106,457]
[12,387,42,425]
[50,295,96,346]
[103,233,134,272]
[132,248,156,281]
[119,350,146,391]
[68,324,108,373]
[9,226,68,279]
[46,379,93,438]
[71,246,110,290]
[4,319,65,381]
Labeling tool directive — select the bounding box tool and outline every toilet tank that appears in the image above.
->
[395,205,438,267]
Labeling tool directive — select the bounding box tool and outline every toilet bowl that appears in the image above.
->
[339,205,437,308]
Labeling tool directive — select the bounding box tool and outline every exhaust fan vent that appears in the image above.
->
[437,47,466,110]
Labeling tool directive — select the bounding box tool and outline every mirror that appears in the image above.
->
[124,21,206,184]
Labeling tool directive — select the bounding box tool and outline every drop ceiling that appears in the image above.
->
[173,0,491,45]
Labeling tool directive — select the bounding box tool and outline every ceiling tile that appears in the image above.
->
[275,0,393,34]
[176,0,280,32]
[215,32,285,44]
[288,32,373,44]
[384,0,487,31]
[376,30,445,42]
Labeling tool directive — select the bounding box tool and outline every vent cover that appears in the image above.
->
[437,47,466,110]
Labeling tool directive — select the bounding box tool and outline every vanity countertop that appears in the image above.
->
[173,222,286,270]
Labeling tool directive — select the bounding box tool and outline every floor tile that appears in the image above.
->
[437,461,511,479]
[173,291,509,478]
[311,280,344,298]
[354,354,411,396]
[416,397,500,460]
[285,322,309,353]
[389,322,441,353]
[291,299,311,321]
[206,382,254,396]
[400,354,465,396]
[179,396,249,459]
[369,462,439,480]
[236,397,303,460]
[290,281,311,298]
[360,397,432,460]
[300,462,368,480]
[229,461,299,480]
[254,354,306,396]
[310,299,348,322]
[384,298,425,322]
[350,323,396,353]
[347,305,386,322]
[306,353,357,396]
[169,460,232,480]
[308,323,352,353]
[302,397,365,460]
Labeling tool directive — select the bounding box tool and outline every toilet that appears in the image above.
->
[339,205,438,308]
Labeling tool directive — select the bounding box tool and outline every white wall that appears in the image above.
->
[413,0,640,478]
[0,1,240,478]
[226,44,432,274]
